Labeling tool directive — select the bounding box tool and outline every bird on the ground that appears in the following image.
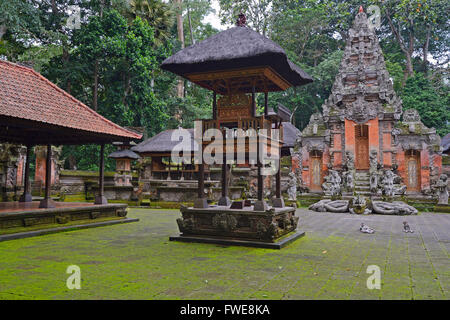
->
[403,221,414,233]
[360,223,375,234]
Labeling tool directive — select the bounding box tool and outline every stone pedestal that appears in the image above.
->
[95,195,108,205]
[254,200,268,211]
[171,205,303,249]
[194,197,208,208]
[39,198,56,208]
[272,198,285,208]
[218,196,231,206]
[19,193,32,203]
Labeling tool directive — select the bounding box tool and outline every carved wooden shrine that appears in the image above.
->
[161,16,313,248]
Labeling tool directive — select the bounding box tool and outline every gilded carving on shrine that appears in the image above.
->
[217,94,252,120]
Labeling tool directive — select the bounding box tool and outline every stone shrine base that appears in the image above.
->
[171,205,304,249]
[0,201,138,241]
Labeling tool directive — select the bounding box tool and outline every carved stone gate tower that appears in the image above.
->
[299,7,442,196]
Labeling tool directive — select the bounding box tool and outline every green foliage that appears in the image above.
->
[401,73,449,136]
[385,59,404,92]
[218,0,272,35]
[1,0,448,173]
[61,144,116,171]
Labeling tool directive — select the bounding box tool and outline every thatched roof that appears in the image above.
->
[132,128,199,154]
[442,133,450,153]
[132,123,300,155]
[108,149,140,160]
[161,26,312,91]
[281,122,300,149]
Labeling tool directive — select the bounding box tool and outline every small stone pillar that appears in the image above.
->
[109,142,140,187]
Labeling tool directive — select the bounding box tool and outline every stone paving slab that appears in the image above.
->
[0,208,448,300]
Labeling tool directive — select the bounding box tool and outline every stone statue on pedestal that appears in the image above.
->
[435,174,449,205]
[322,169,341,197]
[287,172,297,201]
[381,170,406,197]
[342,151,355,192]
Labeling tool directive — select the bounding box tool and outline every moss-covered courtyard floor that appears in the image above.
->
[0,208,448,300]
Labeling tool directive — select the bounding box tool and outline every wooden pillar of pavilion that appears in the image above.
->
[218,128,231,206]
[95,144,108,205]
[194,155,208,208]
[254,89,268,211]
[19,144,33,202]
[273,121,285,208]
[212,92,217,120]
[39,144,56,208]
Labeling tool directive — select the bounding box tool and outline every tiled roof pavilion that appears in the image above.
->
[0,60,142,145]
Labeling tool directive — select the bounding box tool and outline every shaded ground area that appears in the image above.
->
[0,208,448,300]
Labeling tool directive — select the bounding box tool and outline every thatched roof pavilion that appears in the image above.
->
[0,60,142,207]
[161,25,312,94]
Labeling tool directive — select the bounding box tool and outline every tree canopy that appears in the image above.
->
[0,0,448,170]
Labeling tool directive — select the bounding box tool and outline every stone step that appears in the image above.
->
[355,185,370,190]
[354,191,372,196]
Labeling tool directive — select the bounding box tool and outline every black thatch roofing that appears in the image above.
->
[131,123,300,154]
[281,122,300,149]
[132,128,199,154]
[108,149,140,160]
[442,133,450,153]
[161,26,312,88]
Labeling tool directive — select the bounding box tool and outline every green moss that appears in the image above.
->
[147,201,194,209]
[0,216,126,236]
[0,208,446,300]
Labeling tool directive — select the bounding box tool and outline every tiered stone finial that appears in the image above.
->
[322,6,403,124]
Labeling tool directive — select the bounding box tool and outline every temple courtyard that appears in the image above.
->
[0,208,448,300]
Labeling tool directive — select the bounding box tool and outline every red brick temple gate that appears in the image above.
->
[298,7,443,197]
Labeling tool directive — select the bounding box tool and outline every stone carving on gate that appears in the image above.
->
[381,170,406,197]
[345,95,379,124]
[342,150,355,192]
[309,199,349,213]
[349,195,371,215]
[371,201,418,215]
[321,169,341,197]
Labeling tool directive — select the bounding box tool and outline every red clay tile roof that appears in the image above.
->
[0,60,142,141]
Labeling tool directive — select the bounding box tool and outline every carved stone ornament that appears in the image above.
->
[402,109,421,122]
[371,201,418,215]
[309,199,349,213]
[212,213,238,232]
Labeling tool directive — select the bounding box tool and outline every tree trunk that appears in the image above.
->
[187,3,195,45]
[175,0,184,98]
[93,60,99,111]
[422,26,431,74]
[403,32,414,83]
[0,24,6,40]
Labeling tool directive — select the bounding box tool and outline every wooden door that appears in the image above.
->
[355,124,369,169]
[405,150,420,192]
[310,151,322,191]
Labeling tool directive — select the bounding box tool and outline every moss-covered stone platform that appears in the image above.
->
[0,202,137,240]
[0,208,448,299]
[172,205,303,249]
